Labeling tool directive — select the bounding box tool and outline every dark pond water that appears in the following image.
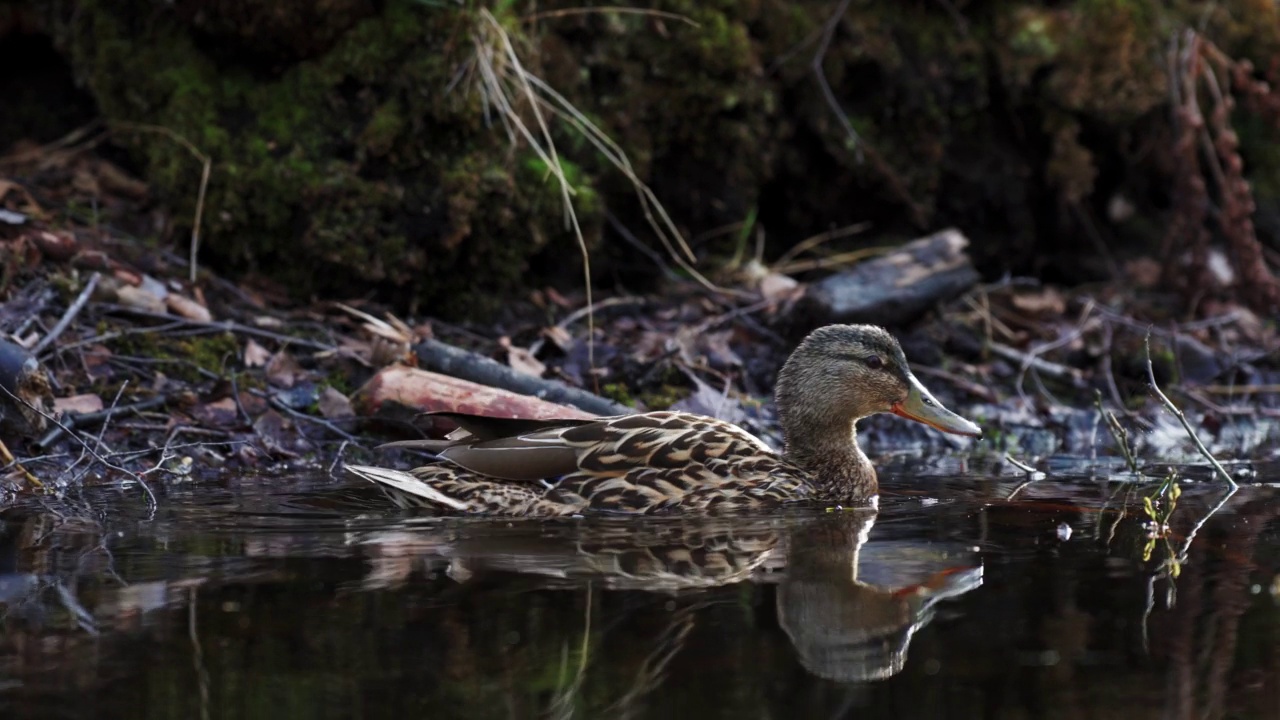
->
[2,461,1279,719]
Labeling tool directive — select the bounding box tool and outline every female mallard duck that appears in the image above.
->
[345,324,981,515]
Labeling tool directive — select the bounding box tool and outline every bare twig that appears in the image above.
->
[1004,454,1040,475]
[813,0,862,162]
[1144,333,1237,489]
[911,365,998,402]
[1094,390,1140,474]
[55,305,337,354]
[772,221,874,268]
[257,391,362,443]
[34,395,171,448]
[988,341,1083,381]
[0,382,157,510]
[32,272,101,357]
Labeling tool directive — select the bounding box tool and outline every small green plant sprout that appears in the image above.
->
[1141,471,1182,578]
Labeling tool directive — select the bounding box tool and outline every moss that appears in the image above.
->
[637,384,684,411]
[58,0,599,318]
[108,330,239,384]
[599,382,634,408]
[53,0,1280,313]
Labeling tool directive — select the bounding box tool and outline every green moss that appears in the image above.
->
[638,384,684,411]
[599,382,634,408]
[59,0,599,318]
[108,330,239,384]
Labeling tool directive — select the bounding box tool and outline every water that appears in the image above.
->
[2,465,1279,719]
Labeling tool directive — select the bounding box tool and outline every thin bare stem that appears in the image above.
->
[1144,333,1237,489]
[114,123,211,283]
[813,0,863,161]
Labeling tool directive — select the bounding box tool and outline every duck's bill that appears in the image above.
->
[890,374,983,438]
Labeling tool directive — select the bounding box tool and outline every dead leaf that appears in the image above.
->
[670,370,746,425]
[1010,287,1066,317]
[265,349,304,388]
[370,336,409,367]
[54,393,104,415]
[544,287,573,308]
[674,328,742,370]
[166,293,213,322]
[0,178,42,214]
[253,409,303,458]
[31,231,76,261]
[191,397,240,428]
[541,325,574,352]
[498,336,546,378]
[82,345,114,380]
[759,271,802,307]
[1124,257,1162,289]
[243,339,271,368]
[317,386,354,419]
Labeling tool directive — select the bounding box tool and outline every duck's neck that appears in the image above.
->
[782,418,877,501]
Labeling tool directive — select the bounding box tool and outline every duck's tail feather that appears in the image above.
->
[345,464,585,516]
[345,465,469,511]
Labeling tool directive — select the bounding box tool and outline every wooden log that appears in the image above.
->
[789,228,980,329]
[354,365,602,422]
[412,339,631,417]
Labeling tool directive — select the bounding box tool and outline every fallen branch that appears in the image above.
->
[34,395,171,449]
[32,272,101,357]
[988,341,1083,381]
[413,339,631,416]
[791,229,981,328]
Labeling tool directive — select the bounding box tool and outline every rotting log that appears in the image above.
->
[789,228,979,330]
[412,339,631,417]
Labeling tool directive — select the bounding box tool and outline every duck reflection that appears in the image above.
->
[351,508,982,684]
[777,511,981,682]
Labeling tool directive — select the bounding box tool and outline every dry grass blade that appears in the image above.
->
[524,6,699,27]
[771,221,873,267]
[521,74,738,295]
[475,9,596,368]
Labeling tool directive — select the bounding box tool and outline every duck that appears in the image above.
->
[345,324,981,516]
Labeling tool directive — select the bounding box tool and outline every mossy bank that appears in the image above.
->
[46,0,1280,315]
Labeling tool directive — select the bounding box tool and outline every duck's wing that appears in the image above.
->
[377,412,616,464]
[386,411,777,484]
[426,412,603,441]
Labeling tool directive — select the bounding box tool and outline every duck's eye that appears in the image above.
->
[864,356,884,370]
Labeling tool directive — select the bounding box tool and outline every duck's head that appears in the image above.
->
[775,324,982,445]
